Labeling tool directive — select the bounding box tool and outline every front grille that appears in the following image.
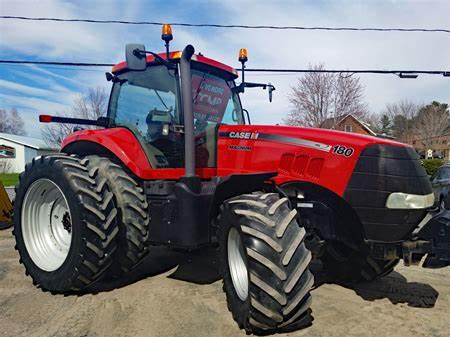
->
[344,144,432,242]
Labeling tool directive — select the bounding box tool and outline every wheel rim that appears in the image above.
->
[227,227,249,301]
[22,179,72,272]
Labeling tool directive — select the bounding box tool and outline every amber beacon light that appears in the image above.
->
[238,48,248,63]
[161,24,173,42]
[161,24,173,58]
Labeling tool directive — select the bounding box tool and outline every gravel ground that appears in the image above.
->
[0,226,449,337]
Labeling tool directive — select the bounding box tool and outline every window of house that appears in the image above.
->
[0,145,15,158]
[344,125,352,132]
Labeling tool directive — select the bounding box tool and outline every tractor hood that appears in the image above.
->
[217,124,426,197]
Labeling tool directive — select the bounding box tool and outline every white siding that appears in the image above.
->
[0,140,57,173]
[24,147,39,169]
[0,139,26,173]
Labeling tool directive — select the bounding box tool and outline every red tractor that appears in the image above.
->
[13,26,450,334]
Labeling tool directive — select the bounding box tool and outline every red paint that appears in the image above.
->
[112,51,238,78]
[216,125,408,196]
[62,124,409,197]
[62,128,218,179]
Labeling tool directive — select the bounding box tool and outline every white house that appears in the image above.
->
[0,132,58,173]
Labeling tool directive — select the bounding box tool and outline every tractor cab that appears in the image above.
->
[108,50,245,169]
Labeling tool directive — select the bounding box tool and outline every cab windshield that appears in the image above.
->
[108,63,243,168]
[108,66,180,138]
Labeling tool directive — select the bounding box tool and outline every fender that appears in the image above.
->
[62,127,153,177]
[62,127,219,180]
[208,171,277,222]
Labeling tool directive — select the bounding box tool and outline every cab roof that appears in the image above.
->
[112,51,238,79]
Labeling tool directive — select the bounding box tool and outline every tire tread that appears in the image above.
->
[219,191,314,333]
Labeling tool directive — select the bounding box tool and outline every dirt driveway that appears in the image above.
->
[0,227,448,337]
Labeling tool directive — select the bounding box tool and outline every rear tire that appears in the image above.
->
[219,192,314,334]
[13,154,119,292]
[86,156,150,275]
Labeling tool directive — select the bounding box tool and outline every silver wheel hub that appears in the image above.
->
[228,227,249,301]
[22,179,72,272]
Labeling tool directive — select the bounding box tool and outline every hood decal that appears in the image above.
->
[219,132,331,152]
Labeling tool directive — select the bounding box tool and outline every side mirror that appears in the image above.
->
[125,43,146,71]
[268,83,275,102]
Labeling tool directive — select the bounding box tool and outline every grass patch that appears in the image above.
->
[0,173,19,187]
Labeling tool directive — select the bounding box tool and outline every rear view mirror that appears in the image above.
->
[268,83,275,102]
[126,43,146,71]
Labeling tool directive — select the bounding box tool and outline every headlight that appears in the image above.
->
[386,192,435,209]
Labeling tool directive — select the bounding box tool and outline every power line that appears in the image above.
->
[244,68,449,75]
[0,59,449,77]
[1,15,449,33]
[0,60,112,67]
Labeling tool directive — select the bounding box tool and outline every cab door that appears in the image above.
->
[190,69,245,169]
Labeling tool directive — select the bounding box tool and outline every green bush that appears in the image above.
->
[422,159,445,176]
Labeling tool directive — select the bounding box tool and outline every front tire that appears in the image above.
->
[219,192,314,334]
[13,154,119,292]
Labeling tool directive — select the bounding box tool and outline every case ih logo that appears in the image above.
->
[228,132,259,140]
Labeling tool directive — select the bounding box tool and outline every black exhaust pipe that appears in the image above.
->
[179,45,200,192]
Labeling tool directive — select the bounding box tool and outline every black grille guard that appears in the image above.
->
[366,208,450,268]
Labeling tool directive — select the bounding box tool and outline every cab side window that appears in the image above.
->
[222,95,244,125]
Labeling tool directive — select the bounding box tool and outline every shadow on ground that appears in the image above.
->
[345,271,439,308]
[90,247,439,309]
[89,246,222,293]
[310,261,439,308]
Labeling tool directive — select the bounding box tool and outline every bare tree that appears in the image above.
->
[285,64,368,127]
[73,87,108,120]
[0,109,7,132]
[0,108,26,135]
[42,87,108,147]
[413,101,449,148]
[383,99,420,141]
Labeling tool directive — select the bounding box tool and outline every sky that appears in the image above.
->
[0,0,449,138]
